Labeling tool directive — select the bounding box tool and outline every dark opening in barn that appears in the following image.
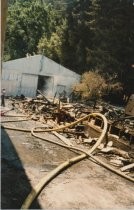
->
[37,75,54,96]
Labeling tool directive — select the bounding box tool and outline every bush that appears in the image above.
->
[73,71,107,101]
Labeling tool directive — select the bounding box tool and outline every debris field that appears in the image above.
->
[1,94,134,209]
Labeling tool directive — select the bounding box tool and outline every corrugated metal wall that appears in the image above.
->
[20,74,38,97]
[1,70,22,96]
[3,55,41,74]
[2,55,81,97]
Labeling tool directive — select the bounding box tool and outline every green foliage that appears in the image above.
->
[4,0,49,60]
[73,71,107,100]
[4,0,134,95]
[38,19,67,63]
[87,0,134,82]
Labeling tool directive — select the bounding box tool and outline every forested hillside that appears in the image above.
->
[4,0,134,97]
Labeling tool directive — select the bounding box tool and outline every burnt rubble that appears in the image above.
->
[2,94,134,181]
[10,94,134,144]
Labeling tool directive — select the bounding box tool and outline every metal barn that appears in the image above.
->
[2,55,80,98]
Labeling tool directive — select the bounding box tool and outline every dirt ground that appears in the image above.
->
[1,103,134,209]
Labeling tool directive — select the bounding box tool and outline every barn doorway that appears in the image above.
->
[37,76,54,96]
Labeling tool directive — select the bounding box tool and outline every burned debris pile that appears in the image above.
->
[10,93,134,142]
[3,93,134,179]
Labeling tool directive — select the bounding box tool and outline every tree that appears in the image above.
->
[4,0,134,99]
[61,0,93,73]
[73,71,107,101]
[4,0,49,60]
[87,0,134,81]
[38,18,68,63]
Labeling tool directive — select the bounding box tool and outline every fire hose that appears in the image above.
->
[1,113,134,210]
[21,113,134,209]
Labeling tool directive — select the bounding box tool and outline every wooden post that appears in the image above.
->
[1,0,8,61]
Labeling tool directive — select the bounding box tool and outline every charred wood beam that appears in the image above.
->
[37,90,52,105]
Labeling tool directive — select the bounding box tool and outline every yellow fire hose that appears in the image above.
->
[1,115,30,131]
[1,119,30,123]
[31,126,134,183]
[2,114,133,184]
[1,113,134,210]
[21,113,107,209]
[21,113,134,209]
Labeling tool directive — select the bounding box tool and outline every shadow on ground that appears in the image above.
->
[1,128,41,209]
